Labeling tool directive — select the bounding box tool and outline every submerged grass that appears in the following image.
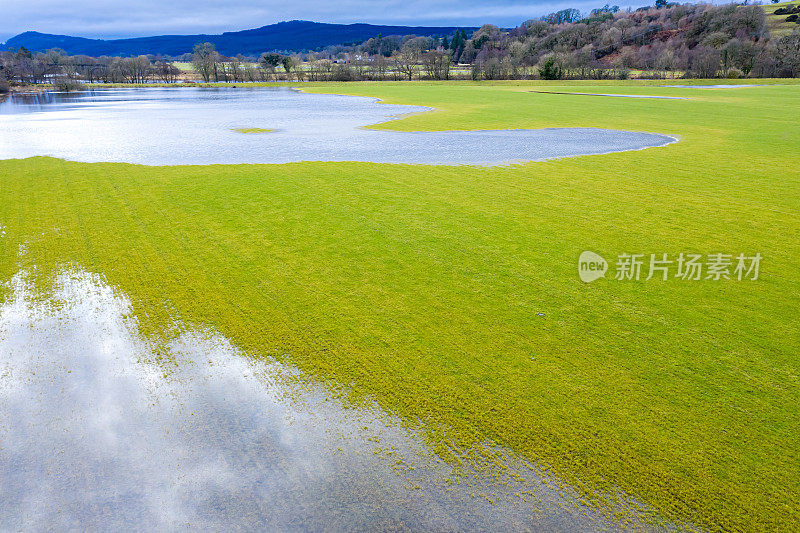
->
[231,127,274,134]
[1,81,799,530]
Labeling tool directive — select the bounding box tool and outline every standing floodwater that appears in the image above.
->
[0,269,656,531]
[0,88,675,165]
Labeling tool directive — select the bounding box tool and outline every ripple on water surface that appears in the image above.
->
[0,88,676,165]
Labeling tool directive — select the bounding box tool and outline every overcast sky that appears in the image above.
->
[1,0,650,43]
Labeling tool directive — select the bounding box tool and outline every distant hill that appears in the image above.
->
[1,20,475,57]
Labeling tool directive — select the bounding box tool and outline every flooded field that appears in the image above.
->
[0,88,676,165]
[0,268,652,531]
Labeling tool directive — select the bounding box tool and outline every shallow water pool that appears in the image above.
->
[0,87,675,166]
[0,269,655,530]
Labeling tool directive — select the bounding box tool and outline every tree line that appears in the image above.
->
[462,3,800,79]
[2,2,799,88]
[192,2,800,82]
[0,48,182,87]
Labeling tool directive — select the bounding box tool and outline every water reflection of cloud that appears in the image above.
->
[0,88,677,166]
[0,270,628,531]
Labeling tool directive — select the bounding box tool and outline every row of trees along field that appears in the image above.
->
[2,2,800,89]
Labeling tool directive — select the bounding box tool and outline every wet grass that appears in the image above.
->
[1,81,799,531]
[231,127,274,134]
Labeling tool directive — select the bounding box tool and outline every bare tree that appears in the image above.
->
[688,45,721,78]
[369,55,389,80]
[154,60,179,83]
[192,42,218,83]
[394,51,419,80]
[227,55,245,82]
[422,50,451,80]
[774,30,800,77]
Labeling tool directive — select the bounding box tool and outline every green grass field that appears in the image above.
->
[1,80,799,530]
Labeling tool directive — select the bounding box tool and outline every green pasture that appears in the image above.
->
[1,80,798,530]
[171,61,195,71]
[765,0,800,36]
